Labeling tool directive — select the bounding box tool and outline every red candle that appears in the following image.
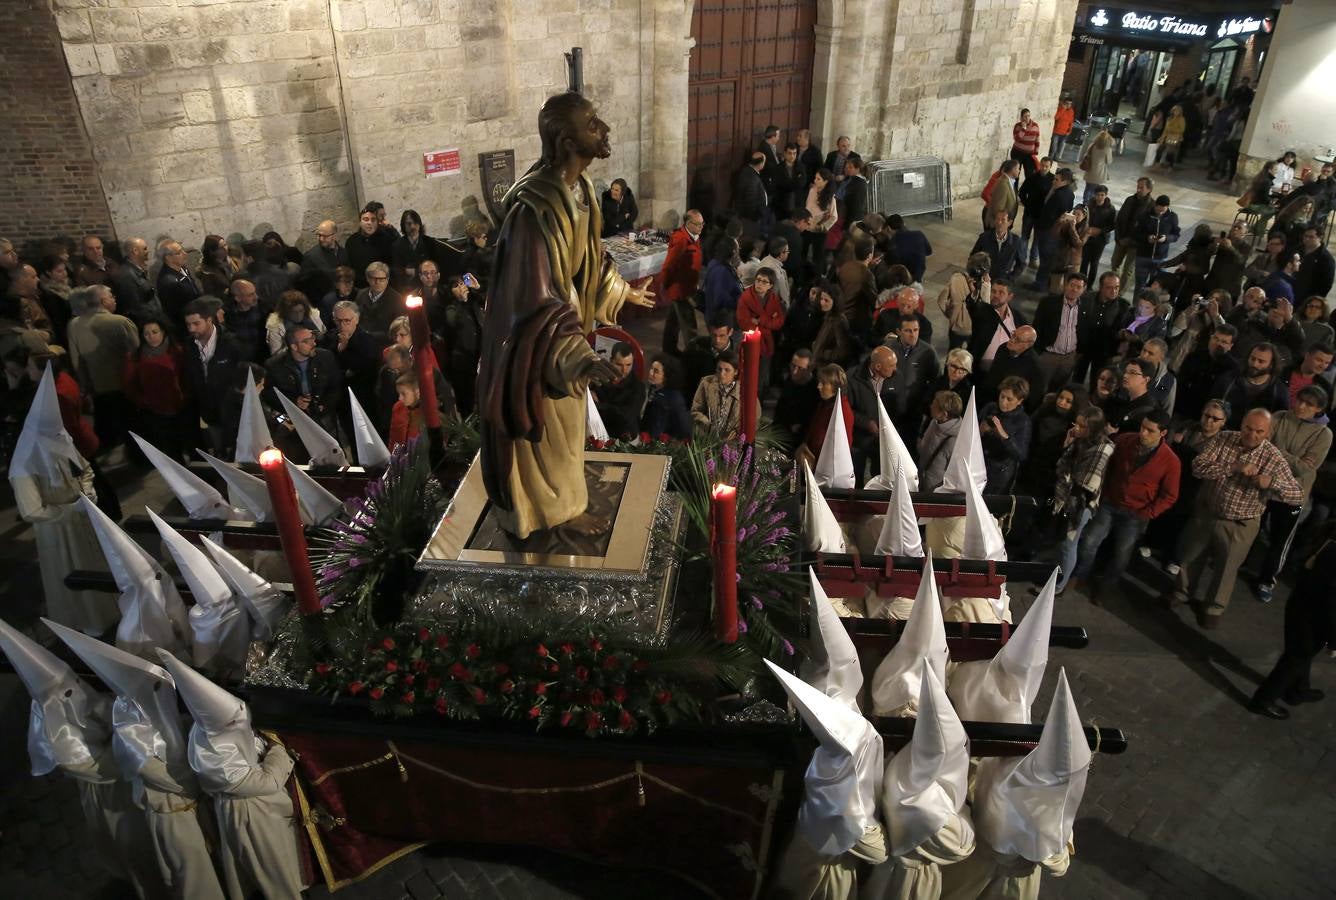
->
[711,483,739,643]
[739,329,761,443]
[404,295,441,429]
[258,448,321,615]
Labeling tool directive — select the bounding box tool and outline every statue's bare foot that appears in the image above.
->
[565,511,612,537]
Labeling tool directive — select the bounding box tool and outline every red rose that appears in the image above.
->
[426,677,441,692]
[448,662,472,682]
[434,697,448,715]
[560,643,575,656]
[639,431,651,443]
[655,690,672,705]
[612,686,628,704]
[536,644,549,658]
[632,660,648,673]
[381,637,396,651]
[417,628,430,642]
[534,681,548,696]
[402,691,415,704]
[618,709,635,731]
[658,433,671,444]
[435,635,450,649]
[466,643,481,659]
[528,705,542,719]
[601,655,619,671]
[403,674,415,686]
[585,711,603,731]
[315,663,330,676]
[589,689,606,707]
[470,687,488,704]
[385,660,398,673]
[575,666,590,682]
[548,662,560,674]
[590,438,606,450]
[494,663,510,676]
[369,687,384,700]
[588,638,603,652]
[560,711,574,727]
[500,679,515,695]
[347,681,364,695]
[413,659,428,673]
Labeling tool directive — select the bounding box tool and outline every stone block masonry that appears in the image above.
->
[2,0,113,250]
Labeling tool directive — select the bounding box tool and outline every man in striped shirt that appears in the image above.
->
[1169,409,1303,628]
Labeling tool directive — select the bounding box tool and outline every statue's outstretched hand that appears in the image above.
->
[627,276,656,308]
[582,356,620,386]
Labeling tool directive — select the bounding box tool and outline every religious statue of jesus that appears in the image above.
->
[477,91,654,539]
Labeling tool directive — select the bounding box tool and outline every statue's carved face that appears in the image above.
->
[563,101,612,163]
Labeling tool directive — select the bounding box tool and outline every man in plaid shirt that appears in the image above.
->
[1170,409,1303,628]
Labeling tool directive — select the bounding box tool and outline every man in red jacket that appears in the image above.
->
[660,209,706,353]
[1068,408,1180,603]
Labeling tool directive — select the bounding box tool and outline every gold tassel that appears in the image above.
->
[636,760,646,807]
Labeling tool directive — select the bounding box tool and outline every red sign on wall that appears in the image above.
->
[423,149,461,178]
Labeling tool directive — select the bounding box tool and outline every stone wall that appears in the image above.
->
[53,0,359,250]
[812,0,1080,199]
[3,0,112,249]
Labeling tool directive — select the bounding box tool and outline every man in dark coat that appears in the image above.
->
[156,240,202,330]
[1295,226,1335,301]
[592,342,646,440]
[182,297,243,452]
[971,210,1026,282]
[323,299,384,442]
[733,152,770,235]
[264,324,344,438]
[345,206,396,289]
[1031,167,1076,292]
[980,325,1043,411]
[841,156,869,227]
[846,345,899,486]
[1074,271,1132,382]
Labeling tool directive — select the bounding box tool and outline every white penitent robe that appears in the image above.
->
[11,470,118,634]
[207,744,303,900]
[63,748,167,898]
[135,758,227,900]
[864,814,976,900]
[938,842,1070,900]
[772,825,889,900]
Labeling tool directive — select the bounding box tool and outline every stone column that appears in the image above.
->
[808,22,843,151]
[641,0,693,228]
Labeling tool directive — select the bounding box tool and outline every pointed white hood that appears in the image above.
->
[814,389,856,489]
[949,568,1056,724]
[131,432,243,521]
[155,649,263,792]
[870,558,949,717]
[286,458,344,526]
[44,618,187,774]
[766,660,883,856]
[586,389,610,442]
[148,511,251,673]
[9,363,86,487]
[959,472,1010,622]
[975,668,1091,862]
[0,616,111,775]
[201,536,289,641]
[234,367,273,464]
[798,568,863,711]
[881,659,972,856]
[275,391,347,467]
[938,388,986,495]
[802,459,847,553]
[874,456,924,557]
[864,394,919,492]
[348,388,390,468]
[77,496,189,660]
[199,450,274,522]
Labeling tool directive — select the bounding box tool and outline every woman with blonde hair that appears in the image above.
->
[264,290,325,355]
[1156,105,1187,170]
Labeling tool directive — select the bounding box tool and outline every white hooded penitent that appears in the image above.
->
[766,660,883,856]
[0,615,111,776]
[348,388,390,468]
[44,618,187,771]
[155,650,262,793]
[870,557,949,717]
[974,668,1091,863]
[881,659,971,856]
[802,459,847,553]
[798,568,863,711]
[586,389,610,442]
[131,432,243,521]
[286,458,344,526]
[864,393,919,493]
[200,536,289,641]
[77,496,189,659]
[948,567,1057,724]
[199,450,275,522]
[938,387,986,496]
[874,455,924,558]
[9,363,87,487]
[274,391,347,468]
[148,510,251,673]
[814,389,855,489]
[234,368,273,465]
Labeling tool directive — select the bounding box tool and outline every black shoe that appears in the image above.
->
[1283,688,1325,705]
[1247,701,1290,720]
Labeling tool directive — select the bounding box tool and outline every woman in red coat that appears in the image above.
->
[735,267,786,397]
[797,363,854,471]
[123,319,190,463]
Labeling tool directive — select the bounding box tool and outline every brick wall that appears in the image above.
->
[1,0,112,252]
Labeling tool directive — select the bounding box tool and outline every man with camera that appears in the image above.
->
[264,324,345,454]
[1230,289,1306,374]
